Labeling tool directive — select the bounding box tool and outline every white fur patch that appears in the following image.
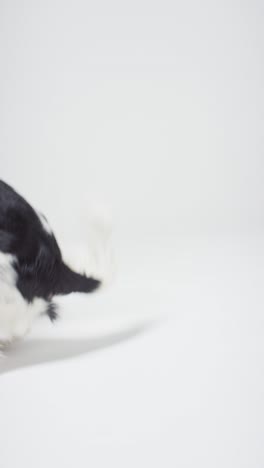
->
[38,212,53,234]
[61,215,116,286]
[0,252,46,345]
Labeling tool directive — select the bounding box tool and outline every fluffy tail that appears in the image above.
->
[58,210,115,295]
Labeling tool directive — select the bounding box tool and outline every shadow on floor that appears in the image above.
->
[0,325,151,375]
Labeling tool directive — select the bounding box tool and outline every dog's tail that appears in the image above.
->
[56,211,115,296]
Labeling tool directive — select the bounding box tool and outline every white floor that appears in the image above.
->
[0,233,263,468]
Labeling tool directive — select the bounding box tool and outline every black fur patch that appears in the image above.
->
[46,302,58,322]
[0,180,101,319]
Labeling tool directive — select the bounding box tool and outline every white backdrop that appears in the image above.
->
[0,0,263,235]
[0,2,264,468]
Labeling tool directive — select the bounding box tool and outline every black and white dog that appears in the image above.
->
[0,180,102,346]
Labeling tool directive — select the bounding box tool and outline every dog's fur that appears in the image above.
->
[0,180,101,345]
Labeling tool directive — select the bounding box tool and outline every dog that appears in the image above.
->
[0,180,102,346]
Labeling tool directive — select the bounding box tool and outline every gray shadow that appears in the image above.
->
[0,325,151,375]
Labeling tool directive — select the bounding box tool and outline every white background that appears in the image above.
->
[0,1,263,467]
